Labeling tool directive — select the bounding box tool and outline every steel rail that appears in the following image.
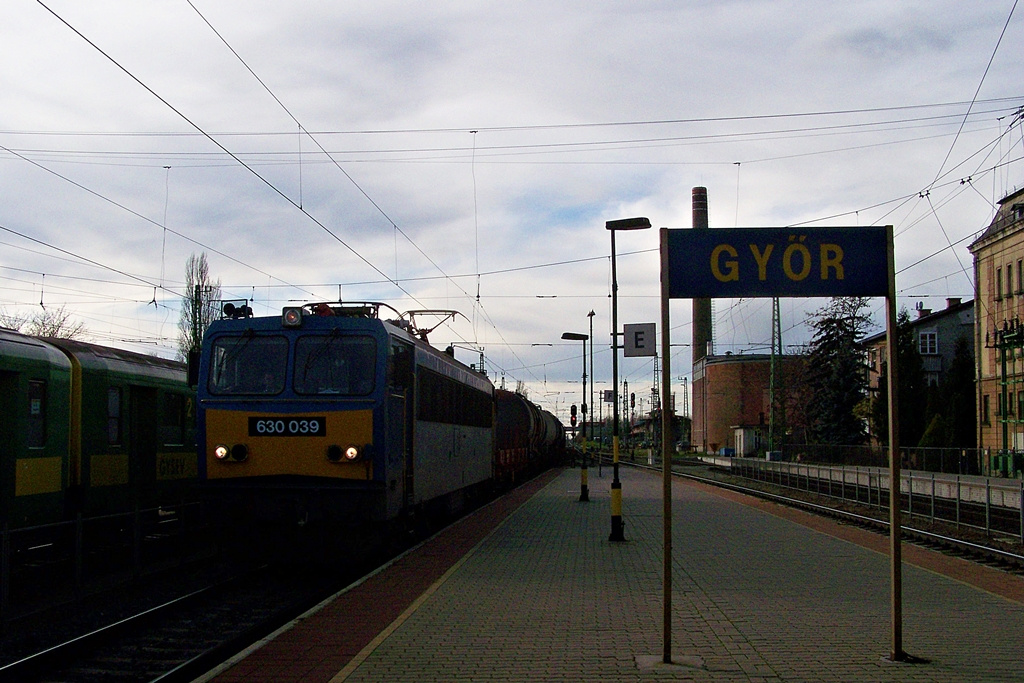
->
[0,582,220,681]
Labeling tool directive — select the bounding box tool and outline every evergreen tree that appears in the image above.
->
[805,297,874,445]
[871,308,927,446]
[917,413,950,448]
[937,335,975,447]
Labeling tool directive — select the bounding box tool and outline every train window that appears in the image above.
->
[108,387,122,444]
[160,393,187,446]
[27,380,46,448]
[388,342,413,391]
[294,335,377,396]
[208,335,289,395]
[416,369,492,428]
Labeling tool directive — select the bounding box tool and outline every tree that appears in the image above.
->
[871,308,927,446]
[0,308,29,331]
[1,305,86,339]
[933,335,975,448]
[176,253,221,361]
[804,297,874,445]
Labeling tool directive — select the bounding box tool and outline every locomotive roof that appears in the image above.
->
[206,310,494,394]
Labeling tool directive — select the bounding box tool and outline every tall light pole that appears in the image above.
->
[588,310,597,476]
[606,216,652,542]
[562,331,589,502]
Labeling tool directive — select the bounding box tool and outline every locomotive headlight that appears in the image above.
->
[215,444,248,462]
[326,444,361,463]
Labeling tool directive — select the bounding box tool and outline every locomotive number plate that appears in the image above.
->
[248,416,326,437]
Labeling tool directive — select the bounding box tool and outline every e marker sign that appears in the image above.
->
[665,226,889,299]
[624,323,656,357]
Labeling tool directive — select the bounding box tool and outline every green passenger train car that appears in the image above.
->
[42,337,197,518]
[0,328,196,529]
[0,328,73,527]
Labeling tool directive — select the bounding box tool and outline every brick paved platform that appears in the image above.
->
[197,465,1024,682]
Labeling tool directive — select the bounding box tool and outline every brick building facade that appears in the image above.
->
[691,353,806,455]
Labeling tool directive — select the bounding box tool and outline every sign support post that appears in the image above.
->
[660,224,902,663]
[659,228,673,664]
[884,227,904,661]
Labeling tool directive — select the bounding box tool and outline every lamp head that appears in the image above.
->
[606,217,652,231]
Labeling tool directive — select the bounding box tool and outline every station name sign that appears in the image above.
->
[665,226,890,299]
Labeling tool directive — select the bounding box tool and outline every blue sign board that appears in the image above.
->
[665,226,890,299]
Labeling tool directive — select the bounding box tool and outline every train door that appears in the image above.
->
[388,340,414,514]
[129,386,159,507]
[0,372,16,522]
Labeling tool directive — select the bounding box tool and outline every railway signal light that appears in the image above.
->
[282,306,303,327]
[570,404,577,427]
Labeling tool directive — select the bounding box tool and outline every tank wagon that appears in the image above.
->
[495,388,564,485]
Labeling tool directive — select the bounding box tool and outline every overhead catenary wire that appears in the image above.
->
[181,1,536,383]
[35,0,417,307]
[11,3,1024,384]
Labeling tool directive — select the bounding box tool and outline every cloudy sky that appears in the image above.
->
[2,0,1022,419]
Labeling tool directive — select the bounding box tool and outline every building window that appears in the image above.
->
[1018,259,1023,294]
[983,395,991,424]
[1009,265,1015,298]
[919,331,937,355]
[996,267,1003,301]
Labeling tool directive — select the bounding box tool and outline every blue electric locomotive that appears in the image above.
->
[196,301,498,531]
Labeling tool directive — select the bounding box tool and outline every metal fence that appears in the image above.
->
[780,444,987,476]
[725,457,1024,542]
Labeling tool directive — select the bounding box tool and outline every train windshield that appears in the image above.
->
[207,335,289,395]
[294,334,377,396]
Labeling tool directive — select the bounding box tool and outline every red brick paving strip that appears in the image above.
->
[208,468,562,683]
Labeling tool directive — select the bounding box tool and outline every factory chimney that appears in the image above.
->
[691,187,712,362]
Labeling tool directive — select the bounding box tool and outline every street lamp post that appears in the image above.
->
[562,331,589,502]
[588,310,597,477]
[606,216,652,542]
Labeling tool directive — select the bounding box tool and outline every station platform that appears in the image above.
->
[197,465,1024,682]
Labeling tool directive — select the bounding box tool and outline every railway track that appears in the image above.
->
[625,458,1024,573]
[9,462,1020,682]
[0,471,539,682]
[0,563,354,683]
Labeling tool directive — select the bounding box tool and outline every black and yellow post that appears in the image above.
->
[563,331,589,502]
[579,407,589,502]
[607,216,651,542]
[610,434,623,536]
